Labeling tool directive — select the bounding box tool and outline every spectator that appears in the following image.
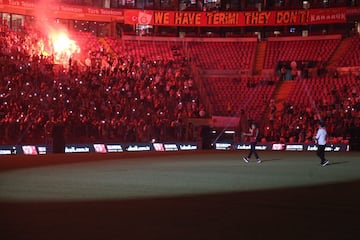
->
[0,26,205,144]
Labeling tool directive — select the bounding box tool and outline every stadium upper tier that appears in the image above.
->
[263,35,341,69]
[0,25,359,145]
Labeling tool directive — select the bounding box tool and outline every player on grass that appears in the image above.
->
[242,122,261,164]
[314,121,329,166]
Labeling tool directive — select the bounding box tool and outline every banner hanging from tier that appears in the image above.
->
[0,0,124,21]
[124,8,346,27]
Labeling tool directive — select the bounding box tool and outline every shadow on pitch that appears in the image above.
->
[327,161,349,166]
[259,160,349,165]
[261,158,282,162]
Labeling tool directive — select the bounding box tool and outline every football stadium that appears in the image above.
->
[0,1,359,239]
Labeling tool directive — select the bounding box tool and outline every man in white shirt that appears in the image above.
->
[315,121,329,166]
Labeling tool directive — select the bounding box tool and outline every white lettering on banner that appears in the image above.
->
[21,1,34,8]
[235,144,268,150]
[310,13,345,22]
[307,145,341,152]
[65,146,90,153]
[100,9,123,16]
[307,145,318,151]
[106,145,123,152]
[0,150,12,155]
[255,145,267,150]
[1,0,124,18]
[8,0,20,6]
[127,145,151,151]
[325,145,340,152]
[164,144,179,151]
[87,8,99,14]
[236,144,251,150]
[215,143,232,150]
[37,146,47,154]
[332,146,340,152]
[285,145,303,151]
[179,144,197,150]
[60,6,83,13]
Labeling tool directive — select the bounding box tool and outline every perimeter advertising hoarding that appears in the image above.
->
[231,143,348,152]
[0,145,48,155]
[94,143,124,153]
[0,142,348,155]
[94,142,197,153]
[65,144,92,153]
[0,146,17,155]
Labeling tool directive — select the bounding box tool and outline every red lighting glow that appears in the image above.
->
[49,31,80,65]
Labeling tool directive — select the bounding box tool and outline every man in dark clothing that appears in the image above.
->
[243,123,261,164]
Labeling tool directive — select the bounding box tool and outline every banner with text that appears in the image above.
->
[124,8,346,27]
[0,0,124,21]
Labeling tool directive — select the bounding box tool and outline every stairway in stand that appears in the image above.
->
[327,37,352,70]
[273,80,297,114]
[253,41,267,75]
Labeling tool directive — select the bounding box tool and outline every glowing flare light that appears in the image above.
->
[49,31,80,65]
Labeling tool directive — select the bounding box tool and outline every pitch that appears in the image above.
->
[0,150,359,240]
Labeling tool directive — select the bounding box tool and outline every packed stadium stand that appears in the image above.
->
[265,75,359,143]
[0,0,360,146]
[1,24,360,145]
[0,27,205,145]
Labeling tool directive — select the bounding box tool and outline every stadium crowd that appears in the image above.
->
[0,25,204,144]
[0,24,359,145]
[263,75,360,144]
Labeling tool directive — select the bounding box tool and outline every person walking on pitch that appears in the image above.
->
[314,121,329,166]
[243,123,261,163]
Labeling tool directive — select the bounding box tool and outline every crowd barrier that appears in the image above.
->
[0,142,349,155]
